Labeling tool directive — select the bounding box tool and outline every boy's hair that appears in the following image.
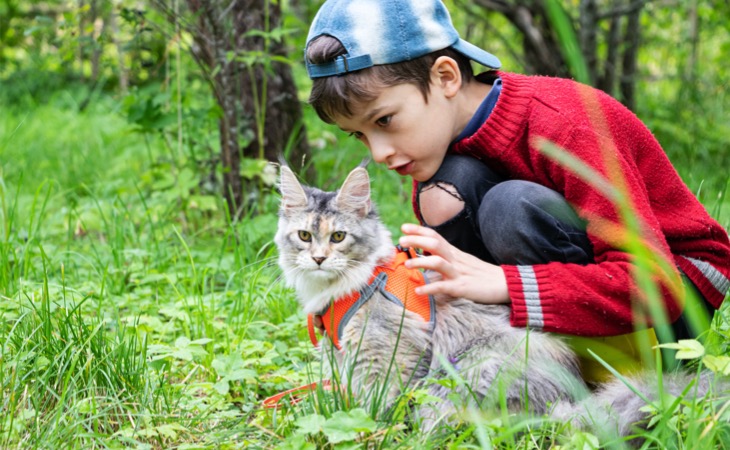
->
[307,35,475,124]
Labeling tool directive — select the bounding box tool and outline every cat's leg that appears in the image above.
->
[415,349,518,428]
[340,298,433,412]
[417,345,584,429]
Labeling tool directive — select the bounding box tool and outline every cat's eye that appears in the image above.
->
[330,231,346,243]
[298,230,312,242]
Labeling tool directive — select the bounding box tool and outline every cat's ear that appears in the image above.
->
[336,167,371,217]
[279,165,308,210]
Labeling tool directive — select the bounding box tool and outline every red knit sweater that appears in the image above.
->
[413,71,730,336]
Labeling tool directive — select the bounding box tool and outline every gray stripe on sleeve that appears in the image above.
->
[517,265,544,329]
[682,256,730,297]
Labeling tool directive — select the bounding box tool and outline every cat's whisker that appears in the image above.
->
[235,256,279,272]
[264,273,296,298]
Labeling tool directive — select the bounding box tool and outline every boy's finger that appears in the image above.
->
[401,223,439,238]
[405,254,450,274]
[398,235,441,252]
[414,279,448,297]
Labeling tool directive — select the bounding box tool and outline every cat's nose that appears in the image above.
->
[312,256,326,265]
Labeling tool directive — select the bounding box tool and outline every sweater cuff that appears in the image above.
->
[677,256,730,308]
[503,265,555,330]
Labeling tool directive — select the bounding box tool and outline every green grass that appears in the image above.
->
[1,80,729,449]
[0,92,308,448]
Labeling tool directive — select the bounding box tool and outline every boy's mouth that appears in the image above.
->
[392,161,414,176]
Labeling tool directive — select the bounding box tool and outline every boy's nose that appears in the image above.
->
[369,141,395,164]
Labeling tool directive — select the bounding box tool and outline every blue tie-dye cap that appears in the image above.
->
[305,0,501,78]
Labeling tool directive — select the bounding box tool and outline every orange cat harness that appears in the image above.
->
[308,246,436,350]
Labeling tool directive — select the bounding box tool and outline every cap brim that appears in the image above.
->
[453,39,501,69]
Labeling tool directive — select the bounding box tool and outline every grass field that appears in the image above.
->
[1,83,729,449]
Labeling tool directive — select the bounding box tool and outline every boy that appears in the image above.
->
[304,0,730,378]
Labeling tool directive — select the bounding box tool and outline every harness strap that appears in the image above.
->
[307,246,434,350]
[308,313,320,347]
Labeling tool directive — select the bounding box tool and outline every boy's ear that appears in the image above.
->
[431,56,462,98]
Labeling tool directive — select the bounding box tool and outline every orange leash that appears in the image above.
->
[262,380,332,409]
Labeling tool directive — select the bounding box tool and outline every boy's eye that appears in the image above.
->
[348,131,363,140]
[298,230,312,242]
[375,115,391,127]
[330,231,346,243]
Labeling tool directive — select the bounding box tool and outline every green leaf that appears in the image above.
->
[175,336,191,348]
[34,355,50,370]
[153,423,188,439]
[655,339,705,360]
[295,414,326,435]
[322,409,376,443]
[276,435,316,450]
[213,379,230,396]
[227,369,257,382]
[431,378,457,390]
[409,388,441,405]
[240,157,269,180]
[569,431,600,450]
[172,348,194,361]
[333,443,361,450]
[158,306,188,321]
[188,195,218,212]
[702,355,730,375]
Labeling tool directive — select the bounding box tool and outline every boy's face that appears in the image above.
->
[334,82,458,182]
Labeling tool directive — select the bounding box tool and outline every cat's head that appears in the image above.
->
[274,164,394,313]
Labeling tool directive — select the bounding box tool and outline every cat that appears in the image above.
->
[274,163,726,439]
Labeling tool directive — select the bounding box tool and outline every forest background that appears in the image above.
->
[1,0,729,448]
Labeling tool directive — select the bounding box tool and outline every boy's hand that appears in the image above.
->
[398,223,510,305]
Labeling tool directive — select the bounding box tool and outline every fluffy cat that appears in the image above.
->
[274,164,726,438]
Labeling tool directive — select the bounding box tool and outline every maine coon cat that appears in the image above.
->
[274,164,725,438]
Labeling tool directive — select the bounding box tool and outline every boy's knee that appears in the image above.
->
[417,154,502,226]
[479,180,580,232]
[478,180,592,265]
[418,182,464,226]
[478,181,533,240]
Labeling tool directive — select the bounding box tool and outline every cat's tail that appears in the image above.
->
[551,371,728,441]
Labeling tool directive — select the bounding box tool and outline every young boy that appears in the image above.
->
[304,0,730,378]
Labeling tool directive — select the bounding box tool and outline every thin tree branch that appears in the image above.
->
[597,0,649,20]
[579,0,598,84]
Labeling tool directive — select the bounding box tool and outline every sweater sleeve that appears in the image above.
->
[444,72,729,336]
[504,94,690,336]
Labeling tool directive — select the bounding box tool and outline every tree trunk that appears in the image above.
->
[89,0,101,82]
[78,0,85,80]
[109,2,128,92]
[470,0,648,110]
[238,0,309,169]
[156,0,311,217]
[598,10,623,94]
[620,5,641,111]
[578,0,598,85]
[473,0,569,77]
[686,0,700,85]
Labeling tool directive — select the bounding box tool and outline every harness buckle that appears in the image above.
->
[396,244,419,259]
